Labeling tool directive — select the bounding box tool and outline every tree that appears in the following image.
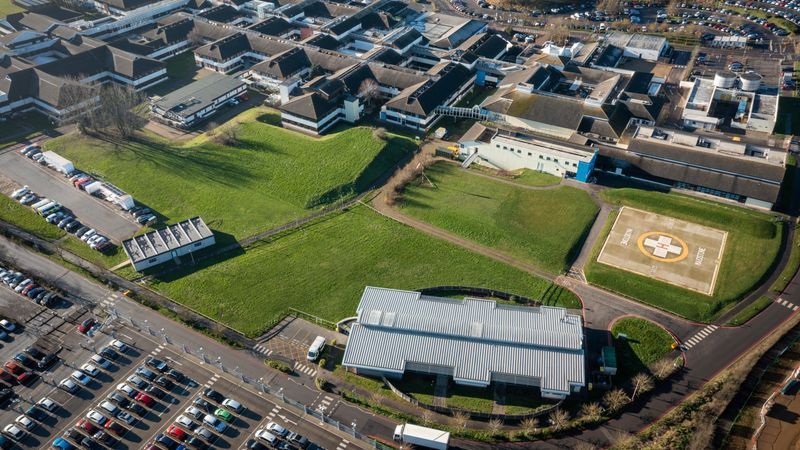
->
[452,411,469,430]
[652,358,676,380]
[488,418,503,435]
[666,0,679,16]
[98,83,147,138]
[213,123,240,146]
[543,25,570,45]
[612,431,638,450]
[579,402,604,421]
[597,0,624,16]
[59,79,99,134]
[631,373,655,400]
[187,27,204,46]
[548,408,570,431]
[603,388,629,413]
[358,78,381,113]
[520,417,538,436]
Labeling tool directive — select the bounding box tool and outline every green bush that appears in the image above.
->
[266,359,292,374]
[318,358,327,368]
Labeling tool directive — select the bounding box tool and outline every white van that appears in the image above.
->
[307,336,326,361]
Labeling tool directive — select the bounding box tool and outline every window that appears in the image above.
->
[573,162,578,167]
[148,258,158,263]
[496,144,500,148]
[517,150,521,153]
[503,146,508,150]
[194,242,202,247]
[546,156,551,161]
[539,155,543,159]
[553,159,559,163]
[528,152,532,156]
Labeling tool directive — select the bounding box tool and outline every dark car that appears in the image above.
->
[98,347,118,360]
[193,397,211,411]
[187,437,209,450]
[13,353,33,367]
[25,406,47,422]
[144,385,166,399]
[127,402,146,416]
[155,376,174,389]
[136,366,156,381]
[155,433,178,450]
[80,436,102,450]
[203,389,224,403]
[247,440,268,450]
[166,368,185,383]
[287,432,310,449]
[37,354,58,370]
[145,357,168,372]
[104,421,125,436]
[65,428,84,442]
[0,388,15,404]
[93,430,117,447]
[107,392,129,407]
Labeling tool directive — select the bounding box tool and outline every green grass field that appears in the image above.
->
[612,317,674,378]
[150,206,579,336]
[467,165,561,187]
[0,195,66,241]
[45,108,415,241]
[0,0,22,17]
[586,189,784,322]
[399,163,598,273]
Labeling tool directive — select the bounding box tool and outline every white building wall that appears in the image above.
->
[464,138,584,178]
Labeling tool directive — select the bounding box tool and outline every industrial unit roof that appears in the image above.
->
[122,217,214,264]
[342,287,585,394]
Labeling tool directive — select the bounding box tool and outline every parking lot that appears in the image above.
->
[0,269,359,450]
[0,149,138,242]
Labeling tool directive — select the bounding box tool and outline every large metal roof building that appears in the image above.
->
[122,217,215,272]
[342,287,585,399]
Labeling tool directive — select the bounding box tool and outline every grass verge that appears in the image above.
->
[587,189,783,322]
[612,317,675,378]
[400,162,598,273]
[0,195,66,241]
[150,205,579,337]
[725,296,774,327]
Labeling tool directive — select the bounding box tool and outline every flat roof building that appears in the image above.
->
[122,217,215,271]
[150,73,246,128]
[342,287,586,399]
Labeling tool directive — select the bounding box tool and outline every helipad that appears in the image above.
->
[597,207,727,295]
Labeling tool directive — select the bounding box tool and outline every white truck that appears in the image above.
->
[393,423,449,450]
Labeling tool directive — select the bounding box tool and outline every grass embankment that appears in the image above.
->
[0,195,66,241]
[400,163,598,273]
[586,189,783,322]
[467,165,561,187]
[151,205,580,337]
[0,112,53,149]
[612,317,675,378]
[0,0,22,18]
[45,108,415,242]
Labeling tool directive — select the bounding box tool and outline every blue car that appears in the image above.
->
[52,437,75,450]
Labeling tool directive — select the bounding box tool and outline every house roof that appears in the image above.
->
[302,33,340,50]
[151,72,244,118]
[248,17,293,36]
[252,47,311,79]
[342,287,585,393]
[95,0,153,11]
[384,62,472,116]
[198,4,241,23]
[279,91,339,120]
[483,89,585,131]
[122,217,214,264]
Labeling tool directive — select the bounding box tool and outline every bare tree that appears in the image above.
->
[98,83,147,138]
[597,0,624,15]
[630,373,655,400]
[603,388,629,413]
[421,409,434,426]
[488,418,503,435]
[187,27,204,46]
[548,408,570,431]
[652,358,676,380]
[59,79,99,134]
[666,0,679,17]
[520,417,538,436]
[452,411,469,430]
[579,402,604,421]
[358,78,381,113]
[543,25,570,45]
[213,123,240,146]
[371,391,384,407]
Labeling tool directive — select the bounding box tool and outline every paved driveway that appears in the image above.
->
[0,150,139,242]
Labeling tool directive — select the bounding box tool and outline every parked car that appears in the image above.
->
[71,370,91,386]
[266,422,287,437]
[146,357,168,372]
[77,318,95,334]
[80,363,100,377]
[59,378,79,393]
[222,398,244,413]
[37,397,58,412]
[90,354,112,369]
[110,339,128,353]
[203,389,225,404]
[137,366,156,381]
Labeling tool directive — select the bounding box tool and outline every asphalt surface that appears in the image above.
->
[0,235,395,449]
[0,149,139,242]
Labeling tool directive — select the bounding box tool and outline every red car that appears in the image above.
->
[78,318,95,334]
[105,421,125,436]
[135,393,155,407]
[17,371,34,385]
[4,362,22,375]
[77,419,98,434]
[167,425,187,441]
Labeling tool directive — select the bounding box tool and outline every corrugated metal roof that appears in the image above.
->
[343,287,585,393]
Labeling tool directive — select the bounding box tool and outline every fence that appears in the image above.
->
[382,377,561,423]
[418,286,538,306]
[288,308,338,331]
[108,308,388,449]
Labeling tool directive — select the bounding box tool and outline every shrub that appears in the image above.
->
[318,358,327,368]
[315,376,330,391]
[266,359,292,374]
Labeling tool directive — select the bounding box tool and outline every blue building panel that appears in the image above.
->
[576,149,598,182]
